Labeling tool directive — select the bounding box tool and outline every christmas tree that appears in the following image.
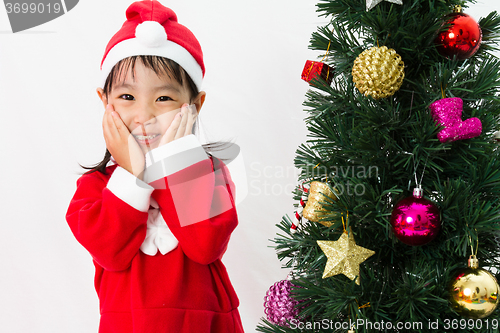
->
[258,0,500,332]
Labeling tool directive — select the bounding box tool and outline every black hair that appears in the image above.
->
[81,55,233,175]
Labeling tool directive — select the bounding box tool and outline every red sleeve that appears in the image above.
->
[145,138,238,265]
[66,166,151,271]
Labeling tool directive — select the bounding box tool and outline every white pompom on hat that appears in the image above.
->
[135,21,168,48]
[100,0,204,90]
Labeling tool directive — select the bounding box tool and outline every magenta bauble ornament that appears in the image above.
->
[390,187,441,246]
[264,280,300,327]
[435,7,482,60]
[429,97,482,143]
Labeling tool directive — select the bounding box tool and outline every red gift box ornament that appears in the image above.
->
[302,32,334,86]
[301,60,334,86]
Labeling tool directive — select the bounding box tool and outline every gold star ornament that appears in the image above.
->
[317,229,375,285]
[366,0,403,11]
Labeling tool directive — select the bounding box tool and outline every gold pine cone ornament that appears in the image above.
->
[352,46,405,99]
[302,181,339,227]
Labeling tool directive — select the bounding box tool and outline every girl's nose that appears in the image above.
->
[134,103,156,125]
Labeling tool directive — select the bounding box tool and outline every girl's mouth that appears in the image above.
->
[134,134,160,146]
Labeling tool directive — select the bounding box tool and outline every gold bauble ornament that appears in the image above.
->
[352,46,405,99]
[302,181,339,227]
[317,228,375,285]
[449,255,499,319]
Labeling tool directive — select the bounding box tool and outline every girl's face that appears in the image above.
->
[97,60,205,153]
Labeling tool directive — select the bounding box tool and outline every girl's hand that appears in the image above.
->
[102,104,145,179]
[159,103,198,146]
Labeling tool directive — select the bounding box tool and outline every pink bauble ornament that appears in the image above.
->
[429,97,482,143]
[390,187,441,246]
[264,280,300,327]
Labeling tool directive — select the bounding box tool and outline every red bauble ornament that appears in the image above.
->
[301,60,334,86]
[390,187,441,246]
[435,9,482,60]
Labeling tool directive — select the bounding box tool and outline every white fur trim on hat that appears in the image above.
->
[100,26,203,90]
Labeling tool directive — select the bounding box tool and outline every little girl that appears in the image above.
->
[66,1,244,332]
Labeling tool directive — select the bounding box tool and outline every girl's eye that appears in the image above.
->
[156,96,173,102]
[119,94,135,101]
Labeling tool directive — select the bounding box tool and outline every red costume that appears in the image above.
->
[67,135,244,332]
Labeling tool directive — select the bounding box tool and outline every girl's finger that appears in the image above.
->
[102,110,111,145]
[175,104,189,140]
[103,106,118,142]
[184,104,198,137]
[162,109,182,144]
[109,109,130,138]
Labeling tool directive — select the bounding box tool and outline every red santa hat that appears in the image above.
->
[100,0,204,90]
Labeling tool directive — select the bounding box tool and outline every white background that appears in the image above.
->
[0,1,498,332]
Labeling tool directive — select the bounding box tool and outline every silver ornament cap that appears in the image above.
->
[413,186,423,199]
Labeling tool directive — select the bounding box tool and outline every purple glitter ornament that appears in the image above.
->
[429,97,482,143]
[390,188,441,246]
[264,280,300,327]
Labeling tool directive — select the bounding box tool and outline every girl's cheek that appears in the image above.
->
[158,112,179,132]
[114,109,134,131]
[111,103,131,119]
